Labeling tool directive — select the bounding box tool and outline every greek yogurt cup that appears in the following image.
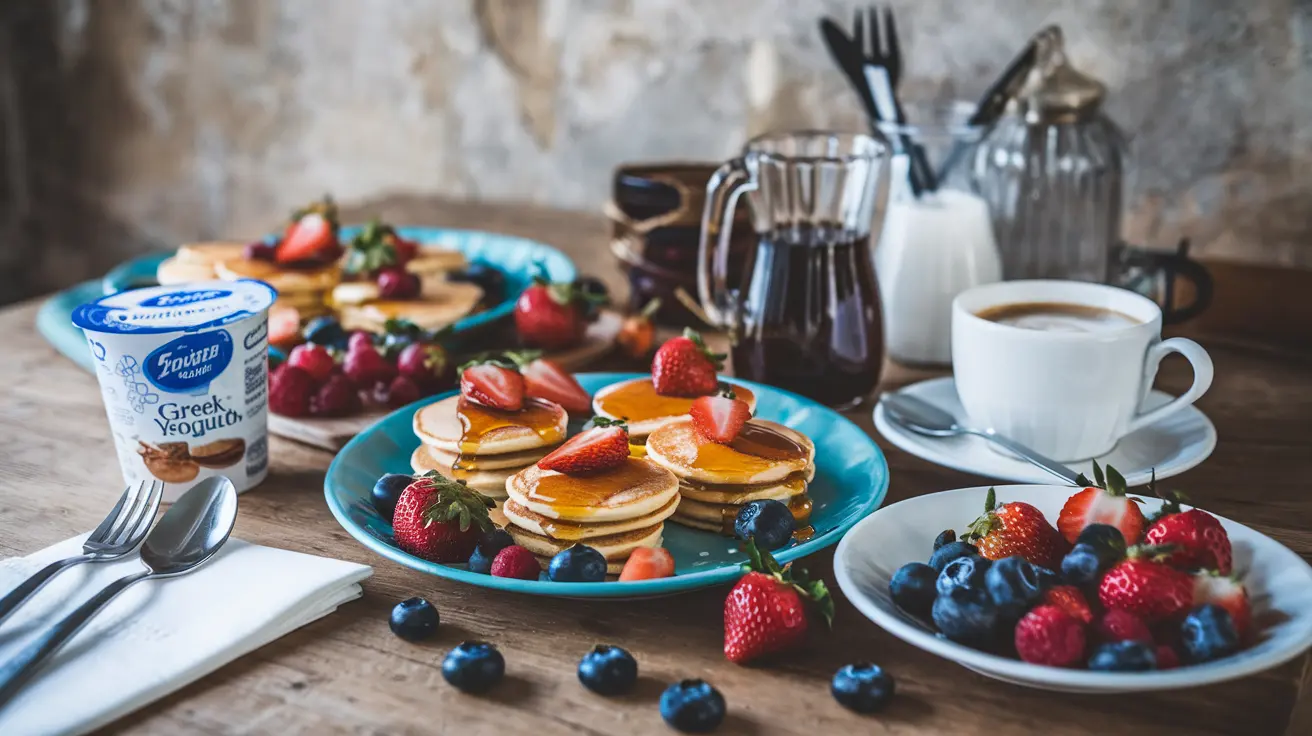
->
[72,279,278,501]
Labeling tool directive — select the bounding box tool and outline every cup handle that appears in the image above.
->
[1125,337,1214,435]
[697,158,755,330]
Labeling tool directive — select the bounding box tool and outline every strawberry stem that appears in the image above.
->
[415,473,496,534]
[740,539,834,628]
[638,298,662,319]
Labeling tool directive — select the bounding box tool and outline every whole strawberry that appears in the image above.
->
[514,274,605,350]
[1192,570,1251,641]
[1098,548,1194,623]
[1058,461,1146,545]
[1143,488,1232,574]
[963,488,1069,570]
[652,328,725,397]
[276,196,341,265]
[391,473,496,563]
[724,540,833,665]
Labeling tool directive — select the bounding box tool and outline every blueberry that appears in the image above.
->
[442,641,505,693]
[1180,604,1240,663]
[577,644,638,696]
[1074,524,1127,565]
[1087,640,1157,671]
[830,662,895,714]
[449,262,505,303]
[548,543,608,582]
[268,345,287,370]
[928,541,978,572]
[888,562,938,619]
[303,315,346,347]
[931,587,1000,647]
[468,528,515,574]
[936,555,991,596]
[733,499,795,550]
[389,597,439,641]
[373,473,413,522]
[1060,544,1103,586]
[659,679,726,733]
[1034,565,1062,590]
[984,556,1042,619]
[932,529,956,552]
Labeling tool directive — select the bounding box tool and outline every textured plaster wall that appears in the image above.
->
[0,0,1308,301]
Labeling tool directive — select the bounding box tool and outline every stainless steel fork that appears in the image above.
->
[0,480,163,627]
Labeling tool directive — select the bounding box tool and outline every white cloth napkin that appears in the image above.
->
[0,535,372,735]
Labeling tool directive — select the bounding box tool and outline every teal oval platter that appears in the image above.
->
[325,373,890,598]
[40,226,576,372]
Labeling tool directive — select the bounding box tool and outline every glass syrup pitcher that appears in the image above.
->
[697,131,892,408]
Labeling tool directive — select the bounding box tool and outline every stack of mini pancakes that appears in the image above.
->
[645,417,817,538]
[410,394,567,503]
[501,457,680,575]
[591,377,758,447]
[157,241,339,319]
[332,274,483,334]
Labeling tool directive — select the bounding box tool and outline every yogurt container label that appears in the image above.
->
[72,279,278,500]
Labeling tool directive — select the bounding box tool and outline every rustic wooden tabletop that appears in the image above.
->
[1,196,1309,735]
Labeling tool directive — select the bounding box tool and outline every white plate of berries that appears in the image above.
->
[834,470,1312,693]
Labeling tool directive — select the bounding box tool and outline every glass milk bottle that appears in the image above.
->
[874,103,1003,366]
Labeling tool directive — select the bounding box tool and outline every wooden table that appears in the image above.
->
[2,197,1310,735]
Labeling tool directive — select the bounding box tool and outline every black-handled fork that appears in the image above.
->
[855,5,936,196]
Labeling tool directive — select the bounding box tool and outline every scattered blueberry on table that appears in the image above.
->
[389,597,439,642]
[577,644,638,696]
[660,679,726,733]
[830,662,895,714]
[442,641,506,694]
[548,543,607,582]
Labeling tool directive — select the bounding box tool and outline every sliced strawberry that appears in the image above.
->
[1193,571,1251,641]
[268,305,301,348]
[537,423,629,475]
[276,197,340,264]
[1057,462,1146,544]
[690,392,751,444]
[520,358,591,415]
[460,363,525,411]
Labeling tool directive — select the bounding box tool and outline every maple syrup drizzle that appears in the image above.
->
[596,379,755,423]
[682,471,808,495]
[454,397,564,470]
[527,458,662,516]
[691,423,807,475]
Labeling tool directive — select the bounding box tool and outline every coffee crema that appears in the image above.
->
[975,301,1140,333]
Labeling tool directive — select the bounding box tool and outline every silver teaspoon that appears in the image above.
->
[880,392,1084,485]
[0,476,238,705]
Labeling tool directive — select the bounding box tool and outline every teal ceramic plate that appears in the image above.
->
[325,373,890,598]
[39,227,576,372]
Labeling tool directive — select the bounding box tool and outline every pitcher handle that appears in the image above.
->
[697,158,755,329]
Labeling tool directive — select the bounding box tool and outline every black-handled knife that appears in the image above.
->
[818,18,880,124]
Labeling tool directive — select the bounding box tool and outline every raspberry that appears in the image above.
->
[490,545,540,580]
[386,375,422,408]
[243,241,277,261]
[343,345,396,387]
[1155,644,1180,670]
[1014,604,1086,667]
[310,373,360,417]
[377,267,421,300]
[1042,585,1094,624]
[269,365,315,417]
[1093,609,1153,645]
[287,343,335,383]
[347,331,376,354]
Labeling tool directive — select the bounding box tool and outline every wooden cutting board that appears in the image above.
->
[268,310,623,451]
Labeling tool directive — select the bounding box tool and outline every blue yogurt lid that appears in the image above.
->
[72,279,278,335]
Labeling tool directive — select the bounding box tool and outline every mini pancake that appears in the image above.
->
[591,378,757,439]
[214,257,341,294]
[413,395,567,455]
[176,241,248,265]
[508,522,663,566]
[271,289,330,311]
[408,446,513,498]
[157,257,221,284]
[505,458,680,523]
[423,444,550,471]
[502,494,679,541]
[677,468,812,504]
[673,495,814,534]
[338,280,483,333]
[405,247,467,276]
[645,418,815,485]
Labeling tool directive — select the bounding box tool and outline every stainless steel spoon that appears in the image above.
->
[0,477,238,705]
[880,392,1083,485]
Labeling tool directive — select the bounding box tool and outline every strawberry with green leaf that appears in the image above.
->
[963,488,1069,570]
[1143,478,1233,574]
[723,539,833,664]
[391,473,496,562]
[513,266,608,350]
[1058,460,1147,545]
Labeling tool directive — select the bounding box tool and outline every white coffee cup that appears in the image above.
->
[952,280,1213,461]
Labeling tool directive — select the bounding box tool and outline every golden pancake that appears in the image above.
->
[505,458,680,523]
[592,378,757,439]
[508,522,663,564]
[413,395,567,455]
[677,468,811,504]
[502,494,680,541]
[271,289,329,310]
[214,257,341,293]
[406,247,467,276]
[176,241,248,265]
[329,280,381,306]
[423,444,550,471]
[157,257,221,285]
[672,494,814,536]
[337,280,483,333]
[646,418,815,485]
[408,446,513,498]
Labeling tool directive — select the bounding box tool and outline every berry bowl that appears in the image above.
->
[834,485,1312,693]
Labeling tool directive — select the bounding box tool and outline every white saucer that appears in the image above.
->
[873,376,1216,486]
